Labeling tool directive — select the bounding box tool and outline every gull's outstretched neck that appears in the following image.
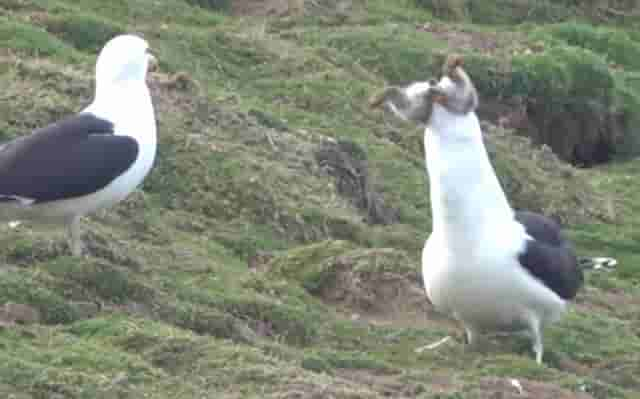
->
[425,106,513,237]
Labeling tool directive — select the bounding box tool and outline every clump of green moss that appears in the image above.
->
[0,0,41,11]
[44,257,155,304]
[460,45,634,163]
[302,350,393,374]
[263,240,423,316]
[319,26,445,83]
[532,22,640,70]
[184,0,230,12]
[511,46,613,100]
[461,45,615,106]
[266,240,357,292]
[0,272,79,324]
[155,300,240,340]
[414,0,639,26]
[0,17,79,61]
[43,13,124,53]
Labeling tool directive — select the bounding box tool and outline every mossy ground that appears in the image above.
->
[0,1,639,398]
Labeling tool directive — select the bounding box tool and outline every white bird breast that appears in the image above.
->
[32,84,157,221]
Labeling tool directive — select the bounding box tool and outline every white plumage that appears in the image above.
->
[421,85,566,363]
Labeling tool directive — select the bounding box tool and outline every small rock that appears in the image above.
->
[71,301,101,320]
[0,303,40,325]
[247,251,274,271]
[125,302,151,316]
[111,372,128,386]
[248,109,289,131]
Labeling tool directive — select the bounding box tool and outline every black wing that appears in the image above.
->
[0,113,139,203]
[515,210,583,300]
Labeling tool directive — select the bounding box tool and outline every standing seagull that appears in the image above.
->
[370,55,586,364]
[0,34,158,256]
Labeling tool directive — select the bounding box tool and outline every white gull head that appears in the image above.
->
[95,34,156,93]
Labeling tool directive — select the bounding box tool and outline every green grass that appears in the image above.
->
[0,0,639,398]
[0,16,82,62]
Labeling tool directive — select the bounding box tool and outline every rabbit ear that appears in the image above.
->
[446,54,464,69]
[443,54,465,82]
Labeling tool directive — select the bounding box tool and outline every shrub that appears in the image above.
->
[540,22,640,70]
[184,0,230,12]
[0,17,78,60]
[43,13,124,53]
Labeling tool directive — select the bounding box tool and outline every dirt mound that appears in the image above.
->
[231,0,356,18]
[231,0,294,17]
[469,377,595,399]
[313,248,425,315]
[314,139,399,225]
[336,370,449,398]
[265,241,427,320]
[418,22,520,56]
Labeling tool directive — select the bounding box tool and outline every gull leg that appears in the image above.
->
[465,326,480,348]
[465,327,475,345]
[68,217,85,257]
[529,317,544,364]
[463,324,493,355]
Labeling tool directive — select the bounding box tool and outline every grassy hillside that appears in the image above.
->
[0,0,639,398]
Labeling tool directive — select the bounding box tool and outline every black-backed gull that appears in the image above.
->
[370,55,604,364]
[0,34,158,256]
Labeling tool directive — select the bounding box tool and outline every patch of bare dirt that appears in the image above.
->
[417,22,518,55]
[231,0,356,18]
[303,247,462,332]
[248,250,276,271]
[0,302,40,326]
[469,377,595,399]
[575,286,640,320]
[314,139,399,225]
[261,242,458,330]
[231,0,299,17]
[327,372,597,399]
[313,248,424,314]
[276,380,381,399]
[337,369,457,398]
